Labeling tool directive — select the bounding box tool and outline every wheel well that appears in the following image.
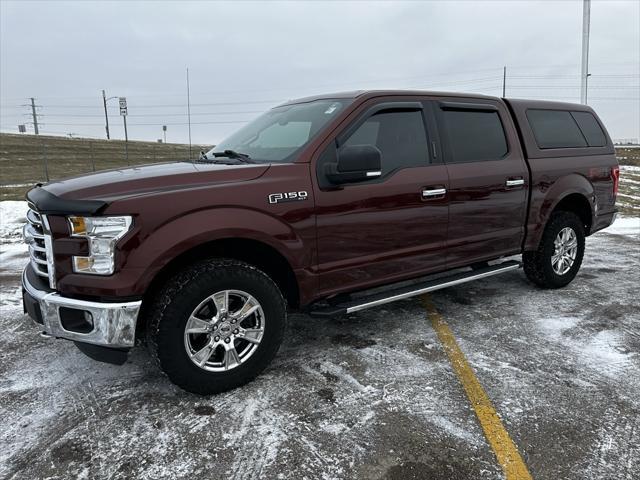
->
[143,238,300,313]
[553,193,593,234]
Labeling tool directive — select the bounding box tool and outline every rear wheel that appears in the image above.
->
[523,211,586,289]
[147,259,286,395]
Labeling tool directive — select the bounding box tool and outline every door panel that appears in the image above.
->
[435,99,529,267]
[313,101,449,297]
[445,160,528,266]
[315,166,449,295]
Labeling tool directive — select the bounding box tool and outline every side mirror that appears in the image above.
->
[325,145,382,184]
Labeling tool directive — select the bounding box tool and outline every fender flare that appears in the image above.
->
[525,173,595,251]
[127,207,306,293]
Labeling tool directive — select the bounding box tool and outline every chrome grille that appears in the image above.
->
[24,204,56,288]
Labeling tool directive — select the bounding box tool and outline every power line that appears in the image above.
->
[507,74,639,79]
[18,97,43,134]
[3,81,636,111]
[505,85,639,89]
[2,69,637,110]
[2,61,638,103]
[40,120,250,127]
[0,110,265,118]
[24,99,285,109]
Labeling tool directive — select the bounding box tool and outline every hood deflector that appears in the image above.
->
[26,186,107,215]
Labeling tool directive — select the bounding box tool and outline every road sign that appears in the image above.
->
[119,97,128,116]
[18,124,26,133]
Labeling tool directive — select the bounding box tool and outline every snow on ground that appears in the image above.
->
[1,201,29,312]
[0,200,29,273]
[602,216,640,238]
[0,200,28,244]
[0,203,639,479]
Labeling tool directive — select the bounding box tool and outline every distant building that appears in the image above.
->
[614,138,639,146]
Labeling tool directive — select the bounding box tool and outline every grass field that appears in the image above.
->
[1,133,639,212]
[618,165,640,215]
[615,146,640,167]
[0,133,210,201]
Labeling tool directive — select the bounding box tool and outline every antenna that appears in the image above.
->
[502,66,506,97]
[187,67,192,160]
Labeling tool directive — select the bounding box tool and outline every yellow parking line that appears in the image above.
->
[421,295,533,480]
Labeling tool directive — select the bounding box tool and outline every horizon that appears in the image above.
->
[1,1,638,144]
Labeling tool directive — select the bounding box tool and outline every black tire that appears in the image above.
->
[523,211,586,289]
[146,259,286,395]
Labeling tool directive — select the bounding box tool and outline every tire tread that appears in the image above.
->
[523,211,585,289]
[145,258,286,395]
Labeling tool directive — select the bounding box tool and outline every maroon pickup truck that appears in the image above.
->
[22,90,619,394]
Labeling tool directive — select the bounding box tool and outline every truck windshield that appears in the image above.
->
[205,99,349,163]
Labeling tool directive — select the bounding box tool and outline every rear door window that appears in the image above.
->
[526,109,588,149]
[440,109,508,163]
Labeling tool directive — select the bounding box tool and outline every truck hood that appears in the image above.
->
[42,161,271,202]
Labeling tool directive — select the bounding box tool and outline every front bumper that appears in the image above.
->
[22,267,141,349]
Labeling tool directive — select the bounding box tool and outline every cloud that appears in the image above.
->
[1,0,638,144]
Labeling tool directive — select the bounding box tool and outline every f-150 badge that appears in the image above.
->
[268,191,308,204]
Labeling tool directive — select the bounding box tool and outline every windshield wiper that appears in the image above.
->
[197,151,256,165]
[212,150,254,163]
[197,149,255,164]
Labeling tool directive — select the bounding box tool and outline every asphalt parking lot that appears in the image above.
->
[1,218,639,480]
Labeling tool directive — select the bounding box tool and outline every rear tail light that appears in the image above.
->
[611,166,620,198]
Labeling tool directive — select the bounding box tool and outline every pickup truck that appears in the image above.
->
[22,90,619,394]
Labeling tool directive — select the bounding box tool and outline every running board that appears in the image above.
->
[309,260,521,317]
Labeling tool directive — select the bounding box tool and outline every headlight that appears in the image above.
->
[68,216,132,275]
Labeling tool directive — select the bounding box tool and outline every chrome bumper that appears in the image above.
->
[22,269,141,348]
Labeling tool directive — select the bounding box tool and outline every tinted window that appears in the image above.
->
[342,110,429,174]
[251,121,311,148]
[526,109,587,149]
[441,110,508,163]
[571,111,607,147]
[207,99,349,162]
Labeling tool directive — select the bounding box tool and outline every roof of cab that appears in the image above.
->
[280,89,501,106]
[279,90,595,115]
[506,97,595,112]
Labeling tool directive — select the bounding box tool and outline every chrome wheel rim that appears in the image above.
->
[183,289,265,372]
[551,227,578,275]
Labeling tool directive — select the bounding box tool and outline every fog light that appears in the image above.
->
[59,308,94,333]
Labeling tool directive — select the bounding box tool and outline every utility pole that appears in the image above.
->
[186,67,192,160]
[502,66,506,97]
[580,0,591,104]
[30,97,40,134]
[123,115,129,162]
[102,90,111,139]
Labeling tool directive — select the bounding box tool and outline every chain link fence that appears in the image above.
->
[0,134,211,201]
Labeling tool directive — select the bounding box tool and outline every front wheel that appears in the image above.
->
[147,259,286,395]
[523,211,586,289]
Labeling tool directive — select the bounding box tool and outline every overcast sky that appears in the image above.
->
[1,0,638,145]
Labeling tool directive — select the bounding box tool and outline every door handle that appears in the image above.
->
[505,178,525,187]
[422,187,447,198]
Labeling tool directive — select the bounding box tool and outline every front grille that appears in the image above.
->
[25,204,56,288]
